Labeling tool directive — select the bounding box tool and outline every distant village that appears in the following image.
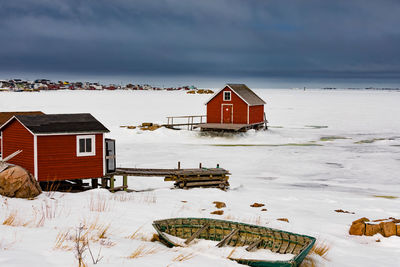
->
[0,79,199,92]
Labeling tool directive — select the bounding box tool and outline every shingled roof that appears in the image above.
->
[226,84,266,105]
[206,84,266,106]
[0,111,44,126]
[1,113,109,134]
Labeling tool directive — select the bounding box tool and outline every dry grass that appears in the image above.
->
[54,229,74,251]
[173,252,195,262]
[111,193,135,202]
[2,210,19,226]
[128,245,158,259]
[301,241,330,267]
[2,208,46,228]
[41,200,60,219]
[127,224,150,241]
[140,192,157,204]
[89,194,111,212]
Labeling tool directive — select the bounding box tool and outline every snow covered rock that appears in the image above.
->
[0,165,42,198]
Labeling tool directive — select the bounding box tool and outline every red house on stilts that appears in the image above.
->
[200,84,267,132]
[0,113,115,183]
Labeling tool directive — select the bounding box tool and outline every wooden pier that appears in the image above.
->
[99,163,230,192]
[164,115,206,130]
[198,121,267,132]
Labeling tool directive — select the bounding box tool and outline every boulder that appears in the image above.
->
[349,223,365,236]
[0,166,42,198]
[380,222,396,237]
[365,223,381,236]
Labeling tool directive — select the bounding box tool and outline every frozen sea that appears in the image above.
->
[0,89,399,266]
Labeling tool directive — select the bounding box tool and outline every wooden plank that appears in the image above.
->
[271,232,282,253]
[216,229,239,248]
[184,224,209,245]
[246,239,262,252]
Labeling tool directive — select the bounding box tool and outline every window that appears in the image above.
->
[223,91,231,101]
[76,135,96,156]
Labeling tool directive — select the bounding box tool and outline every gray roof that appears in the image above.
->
[226,84,266,105]
[6,113,109,134]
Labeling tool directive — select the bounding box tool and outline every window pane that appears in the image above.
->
[86,138,92,152]
[224,92,230,100]
[79,139,85,153]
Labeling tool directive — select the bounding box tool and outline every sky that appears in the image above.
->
[1,0,400,87]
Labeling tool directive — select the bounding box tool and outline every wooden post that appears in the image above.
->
[199,163,202,169]
[123,175,128,191]
[110,175,115,193]
[91,178,98,189]
[101,177,107,188]
[178,161,181,170]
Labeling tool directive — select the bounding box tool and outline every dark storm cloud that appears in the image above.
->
[1,0,400,78]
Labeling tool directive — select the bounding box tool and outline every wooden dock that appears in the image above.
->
[100,165,230,192]
[164,115,206,130]
[198,121,267,132]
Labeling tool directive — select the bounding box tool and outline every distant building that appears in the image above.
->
[205,84,266,125]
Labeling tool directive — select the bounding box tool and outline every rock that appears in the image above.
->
[141,122,153,127]
[0,166,42,198]
[261,208,267,212]
[210,210,224,215]
[213,201,226,209]
[250,203,265,208]
[365,223,381,236]
[380,222,396,237]
[277,218,289,223]
[352,217,370,225]
[349,223,366,236]
[335,209,354,214]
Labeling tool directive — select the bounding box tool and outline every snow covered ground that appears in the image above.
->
[0,89,400,266]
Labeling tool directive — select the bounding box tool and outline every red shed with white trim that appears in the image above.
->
[0,113,112,182]
[205,84,266,125]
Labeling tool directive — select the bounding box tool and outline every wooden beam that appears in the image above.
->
[246,239,262,252]
[123,175,128,191]
[110,175,115,193]
[184,224,209,245]
[216,229,239,247]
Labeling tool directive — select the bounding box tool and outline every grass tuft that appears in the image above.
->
[89,194,110,212]
[301,241,330,267]
[128,245,158,259]
[173,252,195,262]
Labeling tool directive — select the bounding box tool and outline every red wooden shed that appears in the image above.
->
[0,113,111,182]
[202,84,266,131]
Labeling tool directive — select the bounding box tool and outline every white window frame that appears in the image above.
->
[76,135,96,157]
[223,91,231,101]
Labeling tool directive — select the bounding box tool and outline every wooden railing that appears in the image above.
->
[165,115,207,130]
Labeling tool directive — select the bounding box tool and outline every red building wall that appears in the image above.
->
[37,134,104,181]
[207,86,248,124]
[2,120,35,175]
[249,105,264,124]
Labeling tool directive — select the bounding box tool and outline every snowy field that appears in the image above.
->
[0,89,400,266]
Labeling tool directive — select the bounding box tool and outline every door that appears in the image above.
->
[105,138,116,173]
[222,105,233,123]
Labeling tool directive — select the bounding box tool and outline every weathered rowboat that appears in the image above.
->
[153,218,315,267]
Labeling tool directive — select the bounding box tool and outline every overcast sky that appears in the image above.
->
[1,0,400,85]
